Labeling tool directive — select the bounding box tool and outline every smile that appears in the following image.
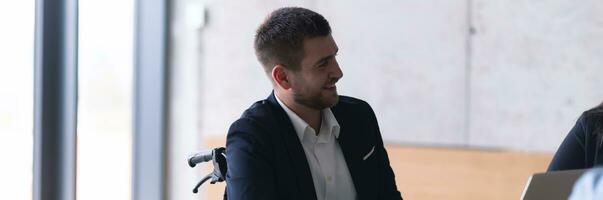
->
[324,85,337,90]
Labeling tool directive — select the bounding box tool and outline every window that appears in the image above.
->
[77,0,133,199]
[0,0,35,199]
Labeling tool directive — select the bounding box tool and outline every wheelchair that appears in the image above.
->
[188,147,228,198]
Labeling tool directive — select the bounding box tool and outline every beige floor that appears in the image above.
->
[199,137,552,200]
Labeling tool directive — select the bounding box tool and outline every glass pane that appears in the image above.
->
[77,0,133,199]
[0,0,35,199]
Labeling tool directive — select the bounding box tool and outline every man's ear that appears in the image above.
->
[271,65,292,90]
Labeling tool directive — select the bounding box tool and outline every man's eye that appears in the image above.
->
[318,60,329,68]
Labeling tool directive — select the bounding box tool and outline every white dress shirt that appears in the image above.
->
[276,95,357,200]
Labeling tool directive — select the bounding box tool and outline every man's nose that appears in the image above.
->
[331,61,343,80]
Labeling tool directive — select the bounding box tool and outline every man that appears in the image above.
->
[226,7,402,200]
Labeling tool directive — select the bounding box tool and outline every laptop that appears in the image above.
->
[521,169,587,200]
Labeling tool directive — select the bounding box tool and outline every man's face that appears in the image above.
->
[289,34,343,110]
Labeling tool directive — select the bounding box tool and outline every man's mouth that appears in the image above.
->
[324,84,337,90]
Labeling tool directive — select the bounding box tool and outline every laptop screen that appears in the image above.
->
[521,169,587,200]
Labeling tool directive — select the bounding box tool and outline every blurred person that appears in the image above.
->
[225,7,402,200]
[548,101,603,171]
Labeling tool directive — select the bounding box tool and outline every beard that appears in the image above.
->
[292,85,339,110]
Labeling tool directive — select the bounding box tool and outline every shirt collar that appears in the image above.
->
[275,93,340,141]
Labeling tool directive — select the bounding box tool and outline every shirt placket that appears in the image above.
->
[305,128,326,200]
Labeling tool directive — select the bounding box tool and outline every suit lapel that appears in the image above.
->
[332,106,367,199]
[266,93,317,200]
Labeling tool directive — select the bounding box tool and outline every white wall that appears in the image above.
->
[468,0,603,151]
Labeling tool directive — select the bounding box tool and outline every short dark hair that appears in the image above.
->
[254,7,331,73]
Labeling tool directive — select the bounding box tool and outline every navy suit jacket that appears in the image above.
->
[226,92,402,200]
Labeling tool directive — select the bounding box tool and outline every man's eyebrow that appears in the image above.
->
[313,48,339,67]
